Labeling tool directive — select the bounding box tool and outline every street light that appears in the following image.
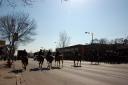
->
[85,32,94,44]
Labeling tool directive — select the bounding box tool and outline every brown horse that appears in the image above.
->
[55,53,63,68]
[74,51,81,67]
[18,50,28,70]
[46,55,54,69]
[34,50,45,69]
[46,50,54,69]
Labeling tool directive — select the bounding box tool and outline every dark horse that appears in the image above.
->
[74,51,81,67]
[46,50,54,69]
[18,50,28,70]
[34,49,45,69]
[55,51,63,68]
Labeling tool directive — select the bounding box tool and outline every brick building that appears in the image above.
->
[56,44,85,60]
[56,44,128,63]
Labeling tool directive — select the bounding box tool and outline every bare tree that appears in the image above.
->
[109,39,115,44]
[0,0,69,7]
[58,31,70,48]
[99,38,108,44]
[0,13,36,67]
[123,36,128,44]
[114,38,124,44]
[93,38,100,44]
[0,0,34,7]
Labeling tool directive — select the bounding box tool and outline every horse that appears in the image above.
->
[34,50,45,69]
[18,50,28,70]
[55,51,63,68]
[74,51,81,67]
[46,50,54,69]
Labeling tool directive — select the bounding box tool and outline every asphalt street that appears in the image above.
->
[0,59,128,85]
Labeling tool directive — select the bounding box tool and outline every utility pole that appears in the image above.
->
[85,32,94,44]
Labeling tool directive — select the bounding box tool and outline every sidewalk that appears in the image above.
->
[0,60,24,85]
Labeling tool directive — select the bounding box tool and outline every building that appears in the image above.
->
[56,44,128,63]
[0,40,8,60]
[56,44,85,60]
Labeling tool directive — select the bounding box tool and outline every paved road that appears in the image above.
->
[0,59,128,85]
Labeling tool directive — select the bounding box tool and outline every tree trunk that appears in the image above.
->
[7,42,15,68]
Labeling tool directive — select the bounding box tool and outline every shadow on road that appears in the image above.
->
[71,65,82,67]
[41,67,50,71]
[9,69,23,74]
[29,66,62,72]
[29,68,40,71]
[29,67,50,72]
[51,66,61,69]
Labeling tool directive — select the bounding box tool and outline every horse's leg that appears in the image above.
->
[22,62,25,70]
[41,60,44,69]
[48,63,49,69]
[40,62,42,69]
[61,59,63,67]
[22,62,24,69]
[22,62,26,70]
[74,60,75,66]
[80,60,81,66]
[21,61,24,69]
[59,60,60,67]
[57,61,59,67]
[50,62,52,69]
[41,62,43,68]
[47,62,48,68]
[55,60,56,66]
[24,63,26,70]
[56,61,58,67]
[39,61,41,69]
[49,63,51,69]
[58,61,59,67]
[47,62,49,69]
[47,62,49,68]
[22,63,24,69]
[91,60,93,64]
[77,60,78,66]
[49,62,51,69]
[42,59,44,67]
[38,61,40,68]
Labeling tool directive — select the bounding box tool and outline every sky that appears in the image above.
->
[0,0,128,52]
